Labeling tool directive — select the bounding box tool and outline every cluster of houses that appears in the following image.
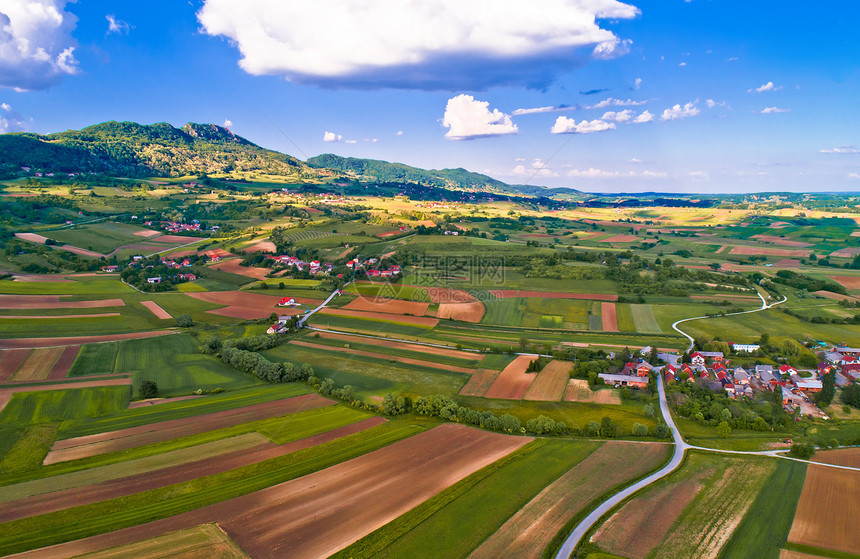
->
[346,257,401,278]
[266,315,293,334]
[266,255,334,275]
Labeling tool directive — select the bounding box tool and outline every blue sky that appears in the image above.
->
[1,0,859,194]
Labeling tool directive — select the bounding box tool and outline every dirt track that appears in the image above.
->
[43,393,333,465]
[0,417,386,524]
[289,340,475,373]
[9,425,530,559]
[0,331,176,350]
[484,355,538,400]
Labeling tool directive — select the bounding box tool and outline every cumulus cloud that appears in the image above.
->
[748,81,780,93]
[688,171,709,180]
[633,77,642,90]
[511,104,574,116]
[601,109,633,123]
[820,145,859,154]
[512,160,558,178]
[197,0,640,90]
[0,0,79,90]
[632,110,654,123]
[551,117,615,134]
[442,94,517,140]
[395,130,403,136]
[760,106,790,114]
[0,102,26,132]
[323,131,343,142]
[567,168,666,178]
[706,99,726,108]
[223,119,233,128]
[850,173,860,180]
[106,14,130,35]
[661,101,700,120]
[588,97,647,109]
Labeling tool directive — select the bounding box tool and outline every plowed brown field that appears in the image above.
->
[318,308,439,326]
[812,447,860,467]
[210,259,271,280]
[458,369,500,396]
[601,302,618,331]
[186,291,287,320]
[313,332,482,360]
[523,360,571,401]
[599,234,640,243]
[43,393,333,465]
[140,301,172,319]
[343,297,429,315]
[751,235,812,247]
[46,346,80,380]
[484,355,538,399]
[730,246,810,257]
[490,290,618,301]
[788,465,860,555]
[289,340,474,373]
[0,349,30,382]
[0,296,124,310]
[437,301,485,322]
[12,425,530,559]
[470,441,669,559]
[829,275,860,290]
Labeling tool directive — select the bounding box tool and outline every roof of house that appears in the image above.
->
[598,373,648,384]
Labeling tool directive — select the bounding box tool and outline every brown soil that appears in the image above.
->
[140,301,172,319]
[376,230,401,238]
[599,234,640,243]
[484,355,539,400]
[0,349,31,382]
[318,308,439,326]
[829,275,860,290]
[1,417,385,524]
[436,301,485,323]
[149,235,202,245]
[788,465,860,555]
[186,291,286,320]
[775,258,802,268]
[1,313,121,319]
[458,369,500,397]
[60,245,105,258]
[14,232,49,244]
[71,524,250,559]
[46,346,80,380]
[523,360,571,401]
[601,302,619,331]
[715,245,729,254]
[242,240,276,253]
[592,471,709,559]
[343,297,430,316]
[289,340,474,373]
[470,441,670,559]
[563,379,622,404]
[730,246,810,257]
[0,297,125,310]
[11,425,530,559]
[811,447,860,468]
[10,347,66,382]
[210,259,271,280]
[830,247,860,258]
[751,235,813,247]
[133,230,162,238]
[490,290,618,301]
[314,331,482,360]
[42,394,334,465]
[813,290,859,302]
[0,331,176,350]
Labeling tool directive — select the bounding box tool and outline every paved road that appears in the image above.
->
[298,282,350,327]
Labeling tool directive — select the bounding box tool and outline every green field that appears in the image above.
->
[39,222,156,254]
[308,312,434,338]
[630,304,661,333]
[0,277,134,295]
[719,460,807,559]
[68,343,118,376]
[0,387,130,428]
[346,282,431,303]
[335,439,600,558]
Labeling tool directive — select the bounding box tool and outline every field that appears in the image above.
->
[288,340,475,374]
[474,441,669,558]
[484,355,538,400]
[311,331,482,361]
[71,524,250,559]
[458,369,500,397]
[9,347,66,382]
[318,307,439,327]
[787,465,860,556]
[812,447,860,467]
[523,360,572,401]
[342,297,429,315]
[436,301,485,322]
[186,291,292,320]
[69,343,118,376]
[601,302,618,332]
[630,304,661,333]
[139,301,172,319]
[563,379,621,404]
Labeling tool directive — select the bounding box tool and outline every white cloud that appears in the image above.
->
[601,109,633,123]
[630,157,643,163]
[633,77,642,89]
[323,131,343,142]
[688,171,709,180]
[197,0,640,90]
[706,99,726,108]
[588,97,647,109]
[679,62,686,67]
[748,81,781,93]
[395,130,403,136]
[511,105,574,116]
[632,110,654,123]
[661,101,700,120]
[106,14,130,35]
[820,145,859,154]
[760,106,790,114]
[850,173,860,180]
[512,162,557,178]
[551,116,615,134]
[442,94,517,140]
[0,102,25,132]
[345,139,357,144]
[0,0,79,90]
[566,168,666,179]
[223,119,233,128]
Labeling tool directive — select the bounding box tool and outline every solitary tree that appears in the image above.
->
[176,313,193,328]
[140,380,159,400]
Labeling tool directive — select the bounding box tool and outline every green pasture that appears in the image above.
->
[631,304,661,333]
[682,307,860,345]
[481,297,525,326]
[615,304,636,331]
[0,387,130,428]
[0,277,134,295]
[346,282,431,302]
[0,420,426,556]
[300,334,481,368]
[308,313,434,338]
[719,460,807,559]
[335,439,600,559]
[68,343,119,376]
[39,222,157,254]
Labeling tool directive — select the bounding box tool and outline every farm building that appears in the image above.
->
[146,277,162,284]
[598,373,648,388]
[733,367,750,384]
[278,297,297,307]
[731,343,760,353]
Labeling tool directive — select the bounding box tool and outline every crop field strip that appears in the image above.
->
[483,355,539,400]
[342,297,430,315]
[601,302,618,332]
[289,340,476,374]
[0,424,520,558]
[302,335,481,368]
[139,301,171,320]
[787,465,860,556]
[318,307,440,327]
[458,369,500,397]
[0,416,386,524]
[43,393,334,465]
[0,350,30,382]
[473,441,670,559]
[523,360,571,401]
[64,523,250,559]
[312,331,483,361]
[630,304,661,333]
[0,331,177,350]
[0,297,126,310]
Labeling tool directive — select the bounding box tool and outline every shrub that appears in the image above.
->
[176,313,193,327]
[788,443,816,459]
[653,423,672,439]
[632,423,649,437]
